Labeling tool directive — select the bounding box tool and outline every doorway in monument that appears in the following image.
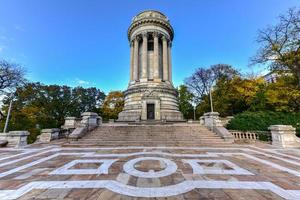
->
[147,104,155,120]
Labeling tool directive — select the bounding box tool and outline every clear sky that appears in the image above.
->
[0,0,299,93]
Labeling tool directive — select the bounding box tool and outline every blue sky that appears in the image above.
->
[0,0,299,93]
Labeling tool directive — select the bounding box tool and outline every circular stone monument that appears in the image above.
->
[118,10,184,122]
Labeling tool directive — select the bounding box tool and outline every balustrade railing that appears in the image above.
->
[229,130,271,142]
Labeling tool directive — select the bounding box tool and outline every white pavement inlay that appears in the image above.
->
[183,159,253,175]
[123,157,177,178]
[50,159,118,175]
[0,180,299,200]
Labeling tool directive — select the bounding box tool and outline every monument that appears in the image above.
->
[118,10,183,121]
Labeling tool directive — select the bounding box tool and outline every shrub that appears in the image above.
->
[227,111,300,137]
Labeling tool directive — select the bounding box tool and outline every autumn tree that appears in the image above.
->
[185,64,239,102]
[101,91,124,120]
[196,76,267,116]
[265,75,300,112]
[252,7,300,86]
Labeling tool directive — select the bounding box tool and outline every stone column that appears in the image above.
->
[153,32,159,79]
[141,32,148,81]
[133,36,139,81]
[168,42,172,83]
[129,41,134,81]
[162,36,169,81]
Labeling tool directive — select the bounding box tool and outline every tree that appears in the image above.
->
[0,82,106,143]
[265,75,300,112]
[252,7,300,86]
[0,60,25,93]
[184,64,239,102]
[177,85,194,119]
[195,76,267,117]
[102,91,124,120]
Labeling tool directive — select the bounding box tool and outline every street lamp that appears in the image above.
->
[3,92,14,133]
[193,104,196,121]
[209,87,214,113]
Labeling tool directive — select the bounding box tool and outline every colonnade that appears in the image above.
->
[129,31,172,82]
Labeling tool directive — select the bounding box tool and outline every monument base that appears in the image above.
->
[118,82,184,122]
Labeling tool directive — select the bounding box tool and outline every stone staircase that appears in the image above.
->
[64,123,233,147]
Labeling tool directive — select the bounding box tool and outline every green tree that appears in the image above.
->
[102,91,124,120]
[1,82,105,143]
[177,85,194,119]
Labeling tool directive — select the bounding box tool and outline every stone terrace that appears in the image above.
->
[0,125,300,199]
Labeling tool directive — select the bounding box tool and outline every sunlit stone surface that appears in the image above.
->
[0,141,300,199]
[118,10,183,121]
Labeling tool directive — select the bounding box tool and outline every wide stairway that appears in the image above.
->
[64,123,233,147]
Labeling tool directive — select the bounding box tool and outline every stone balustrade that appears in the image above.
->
[269,125,300,148]
[229,130,260,142]
[39,128,60,143]
[202,112,234,142]
[0,131,29,148]
[69,112,102,140]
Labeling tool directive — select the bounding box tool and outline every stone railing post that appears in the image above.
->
[203,112,222,129]
[0,131,30,148]
[63,117,77,129]
[80,112,100,131]
[39,128,60,143]
[68,112,101,141]
[199,116,205,125]
[202,112,234,142]
[269,125,300,148]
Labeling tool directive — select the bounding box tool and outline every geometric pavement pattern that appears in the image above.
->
[0,143,300,199]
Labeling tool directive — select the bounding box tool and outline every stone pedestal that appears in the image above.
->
[203,112,222,128]
[39,128,60,143]
[269,125,300,148]
[0,131,30,148]
[81,112,100,131]
[199,116,205,125]
[202,112,234,142]
[62,117,77,129]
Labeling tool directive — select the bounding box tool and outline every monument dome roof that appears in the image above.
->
[128,10,174,41]
[132,10,169,22]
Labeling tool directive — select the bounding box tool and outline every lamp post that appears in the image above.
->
[193,105,196,121]
[209,86,214,113]
[3,93,14,133]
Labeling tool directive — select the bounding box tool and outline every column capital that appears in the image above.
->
[152,31,160,38]
[134,35,142,42]
[162,35,170,41]
[162,35,167,41]
[129,40,134,47]
[141,32,148,38]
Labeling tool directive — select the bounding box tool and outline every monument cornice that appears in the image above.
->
[128,18,174,41]
[124,85,178,96]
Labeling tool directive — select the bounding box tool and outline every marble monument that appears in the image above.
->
[118,10,183,121]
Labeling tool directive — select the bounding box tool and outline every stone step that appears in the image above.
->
[81,138,223,142]
[63,142,232,147]
[74,124,231,147]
